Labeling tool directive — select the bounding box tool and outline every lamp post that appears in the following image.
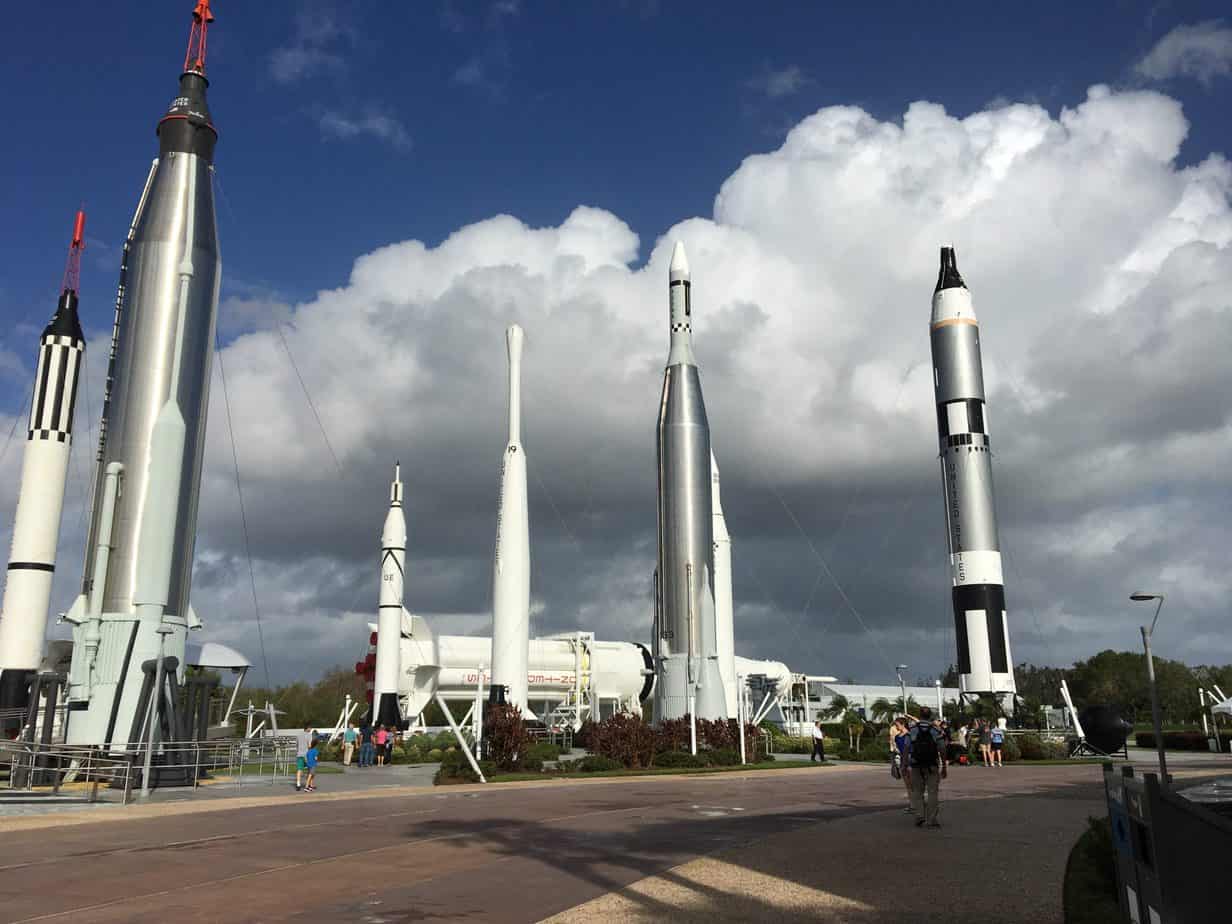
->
[1130,592,1168,787]
[896,664,909,718]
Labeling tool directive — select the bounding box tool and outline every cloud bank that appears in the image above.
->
[7,83,1229,688]
[1137,20,1232,85]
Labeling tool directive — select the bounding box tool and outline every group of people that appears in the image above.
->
[959,718,1006,767]
[341,722,399,768]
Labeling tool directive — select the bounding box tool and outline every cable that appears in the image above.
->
[215,341,273,691]
[274,321,345,477]
[769,483,896,674]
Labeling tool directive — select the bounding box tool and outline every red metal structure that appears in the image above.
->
[184,0,214,75]
[61,210,86,295]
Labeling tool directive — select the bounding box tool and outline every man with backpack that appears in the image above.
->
[907,706,947,828]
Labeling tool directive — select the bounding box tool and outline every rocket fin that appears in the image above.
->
[60,594,88,626]
[186,603,202,630]
[402,606,414,637]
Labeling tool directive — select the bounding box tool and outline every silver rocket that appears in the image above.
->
[64,0,222,749]
[654,242,726,722]
[373,464,407,728]
[710,451,737,719]
[0,211,88,725]
[929,247,1015,698]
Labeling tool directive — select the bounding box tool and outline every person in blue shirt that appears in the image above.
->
[989,723,1006,767]
[304,741,319,793]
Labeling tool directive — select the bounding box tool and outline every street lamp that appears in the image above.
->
[1130,592,1168,787]
[896,665,909,718]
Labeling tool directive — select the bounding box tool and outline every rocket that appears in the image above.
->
[63,0,222,748]
[372,463,407,727]
[653,242,726,722]
[0,211,88,724]
[929,247,1016,698]
[710,451,738,719]
[490,324,531,714]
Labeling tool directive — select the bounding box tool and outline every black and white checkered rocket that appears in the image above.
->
[929,247,1016,698]
[0,259,86,718]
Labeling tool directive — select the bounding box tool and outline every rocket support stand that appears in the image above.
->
[435,693,486,783]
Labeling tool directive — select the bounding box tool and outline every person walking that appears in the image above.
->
[294,724,315,792]
[303,738,319,792]
[342,723,358,767]
[892,718,913,812]
[989,722,1006,767]
[359,721,375,768]
[810,720,827,762]
[908,706,947,828]
[375,724,388,767]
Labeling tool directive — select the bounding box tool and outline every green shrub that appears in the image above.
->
[1062,816,1120,924]
[1136,730,1230,753]
[527,741,562,762]
[578,755,623,772]
[427,748,443,761]
[388,746,406,763]
[655,750,707,768]
[520,755,545,773]
[703,748,741,767]
[775,736,813,755]
[433,749,491,784]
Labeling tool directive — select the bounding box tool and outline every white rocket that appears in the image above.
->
[490,324,531,715]
[710,451,737,718]
[0,211,87,723]
[372,463,407,727]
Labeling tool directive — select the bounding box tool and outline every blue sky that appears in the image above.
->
[2,1,1228,348]
[3,2,1232,685]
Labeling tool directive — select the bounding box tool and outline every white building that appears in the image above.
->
[776,680,961,735]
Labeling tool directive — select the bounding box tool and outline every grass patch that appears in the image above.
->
[1063,816,1120,924]
[488,760,821,783]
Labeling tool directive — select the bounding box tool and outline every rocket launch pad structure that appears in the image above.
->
[62,0,222,751]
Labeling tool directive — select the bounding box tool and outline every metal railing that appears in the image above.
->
[0,736,296,805]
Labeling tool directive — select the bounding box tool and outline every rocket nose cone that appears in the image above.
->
[669,241,690,282]
[935,246,967,293]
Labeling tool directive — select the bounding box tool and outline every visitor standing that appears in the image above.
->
[375,724,388,767]
[989,723,1006,767]
[294,724,315,792]
[978,720,993,767]
[908,706,947,828]
[385,726,397,765]
[893,718,913,812]
[359,722,375,768]
[343,723,358,767]
[811,720,826,762]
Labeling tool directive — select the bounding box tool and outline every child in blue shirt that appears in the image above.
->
[304,742,319,792]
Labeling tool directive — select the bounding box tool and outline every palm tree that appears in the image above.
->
[844,708,866,750]
[821,694,849,721]
[869,698,896,725]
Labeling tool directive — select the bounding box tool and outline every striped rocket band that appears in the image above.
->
[29,335,85,441]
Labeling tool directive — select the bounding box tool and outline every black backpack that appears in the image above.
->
[911,724,938,770]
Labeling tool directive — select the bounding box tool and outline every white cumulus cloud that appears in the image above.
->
[17,83,1231,686]
[1136,20,1232,85]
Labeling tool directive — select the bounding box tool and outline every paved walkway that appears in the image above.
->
[0,761,1158,923]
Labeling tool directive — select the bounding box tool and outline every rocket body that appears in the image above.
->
[929,247,1015,697]
[710,452,737,719]
[64,24,221,747]
[0,285,86,718]
[373,465,406,727]
[490,324,531,715]
[654,243,726,722]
